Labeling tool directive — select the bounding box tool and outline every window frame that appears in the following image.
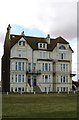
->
[59,45,66,50]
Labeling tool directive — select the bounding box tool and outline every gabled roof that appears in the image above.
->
[10,34,73,52]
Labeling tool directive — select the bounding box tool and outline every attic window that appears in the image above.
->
[40,44,42,48]
[59,45,66,50]
[19,41,25,46]
[19,41,22,46]
[38,43,47,49]
[43,44,45,48]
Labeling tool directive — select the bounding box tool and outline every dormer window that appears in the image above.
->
[59,45,66,50]
[38,43,47,49]
[43,44,45,48]
[40,43,42,48]
[19,41,22,46]
[19,41,25,46]
[23,41,25,46]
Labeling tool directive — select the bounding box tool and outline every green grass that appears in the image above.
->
[2,93,77,118]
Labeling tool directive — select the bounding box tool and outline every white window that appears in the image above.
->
[33,63,36,72]
[59,45,66,50]
[61,53,64,59]
[61,76,63,83]
[28,63,31,72]
[22,62,24,71]
[15,62,24,71]
[15,75,18,82]
[19,41,21,46]
[22,75,24,82]
[66,76,68,82]
[42,75,44,82]
[42,63,50,71]
[15,74,25,83]
[42,63,44,71]
[18,62,21,70]
[19,41,25,46]
[43,44,45,48]
[40,43,42,48]
[23,41,25,46]
[45,75,48,82]
[66,64,68,71]
[60,76,68,83]
[49,63,51,71]
[15,62,18,70]
[63,76,65,83]
[61,64,68,72]
[49,75,51,82]
[38,43,47,49]
[45,63,48,71]
[59,53,65,60]
[18,75,21,82]
[61,87,68,92]
[43,75,50,83]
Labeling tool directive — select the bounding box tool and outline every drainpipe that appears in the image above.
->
[31,49,34,92]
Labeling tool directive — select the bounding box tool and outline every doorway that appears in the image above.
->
[18,87,21,93]
[33,76,37,86]
[28,76,31,87]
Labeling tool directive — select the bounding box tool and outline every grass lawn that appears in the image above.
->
[2,93,77,118]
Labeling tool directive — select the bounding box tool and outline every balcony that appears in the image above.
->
[70,71,76,77]
[26,70,41,75]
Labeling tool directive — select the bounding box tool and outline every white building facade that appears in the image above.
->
[10,34,74,93]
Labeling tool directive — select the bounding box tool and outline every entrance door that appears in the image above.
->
[33,76,37,86]
[18,87,21,93]
[28,76,31,87]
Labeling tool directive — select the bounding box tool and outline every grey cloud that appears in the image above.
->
[0,32,5,43]
[36,2,77,40]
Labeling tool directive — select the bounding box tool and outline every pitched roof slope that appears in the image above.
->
[10,34,73,52]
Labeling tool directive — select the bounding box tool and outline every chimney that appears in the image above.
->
[46,34,50,44]
[2,24,11,92]
[7,24,11,39]
[21,31,25,36]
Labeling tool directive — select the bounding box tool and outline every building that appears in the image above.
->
[72,80,79,91]
[1,25,75,93]
[0,81,1,92]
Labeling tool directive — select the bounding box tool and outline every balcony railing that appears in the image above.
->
[70,71,76,77]
[26,70,41,75]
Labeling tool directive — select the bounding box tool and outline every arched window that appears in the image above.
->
[59,45,66,50]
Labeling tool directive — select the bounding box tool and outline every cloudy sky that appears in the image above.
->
[0,0,78,81]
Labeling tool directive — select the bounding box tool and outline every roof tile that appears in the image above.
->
[10,34,73,52]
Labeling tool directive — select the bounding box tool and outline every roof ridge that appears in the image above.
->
[10,34,45,39]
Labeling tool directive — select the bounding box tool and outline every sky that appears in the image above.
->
[0,0,78,81]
